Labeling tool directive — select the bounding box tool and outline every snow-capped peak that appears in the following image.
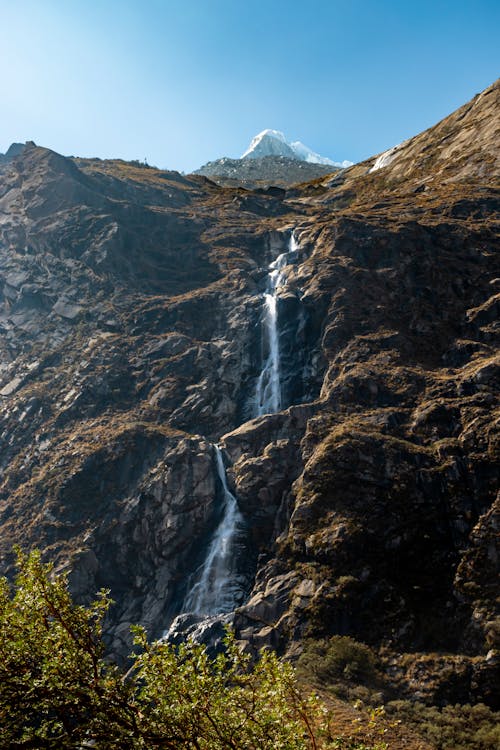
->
[241,129,352,168]
[241,130,296,160]
[246,129,288,147]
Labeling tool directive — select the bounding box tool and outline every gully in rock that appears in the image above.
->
[254,232,299,417]
[181,445,244,616]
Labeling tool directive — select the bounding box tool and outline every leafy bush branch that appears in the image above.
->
[0,550,381,749]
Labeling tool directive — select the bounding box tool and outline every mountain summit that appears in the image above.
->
[194,130,351,188]
[241,128,352,167]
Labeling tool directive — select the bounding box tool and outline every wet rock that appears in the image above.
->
[165,612,233,655]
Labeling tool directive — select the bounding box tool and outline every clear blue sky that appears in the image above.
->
[0,0,498,172]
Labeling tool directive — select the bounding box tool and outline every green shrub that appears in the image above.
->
[0,549,384,749]
[298,636,379,685]
[385,700,500,750]
[0,549,134,748]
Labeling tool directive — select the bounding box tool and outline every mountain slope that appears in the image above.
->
[0,79,498,712]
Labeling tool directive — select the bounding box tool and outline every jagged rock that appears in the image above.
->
[165,612,233,655]
[0,142,29,164]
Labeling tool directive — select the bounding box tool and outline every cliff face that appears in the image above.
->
[0,81,498,705]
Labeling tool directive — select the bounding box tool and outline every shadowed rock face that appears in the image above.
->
[0,80,498,704]
[0,142,27,164]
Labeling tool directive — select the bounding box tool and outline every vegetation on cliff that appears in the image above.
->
[297,638,500,750]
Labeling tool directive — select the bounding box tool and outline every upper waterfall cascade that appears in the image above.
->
[254,233,299,417]
[181,445,244,616]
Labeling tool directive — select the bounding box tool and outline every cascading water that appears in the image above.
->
[181,445,244,615]
[254,232,298,417]
[167,231,301,641]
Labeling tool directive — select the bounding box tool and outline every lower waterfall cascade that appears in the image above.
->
[180,445,245,616]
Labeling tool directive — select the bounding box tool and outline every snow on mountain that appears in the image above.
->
[369,142,404,173]
[290,139,336,165]
[241,130,296,160]
[242,129,352,168]
[289,140,354,167]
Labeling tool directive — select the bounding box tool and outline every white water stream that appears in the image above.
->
[182,445,243,615]
[178,232,299,621]
[254,232,298,417]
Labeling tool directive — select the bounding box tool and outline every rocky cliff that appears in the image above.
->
[0,79,498,708]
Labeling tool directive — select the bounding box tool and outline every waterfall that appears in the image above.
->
[181,445,244,615]
[254,232,298,417]
[168,231,300,636]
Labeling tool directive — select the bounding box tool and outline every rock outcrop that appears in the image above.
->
[0,142,29,165]
[0,79,498,707]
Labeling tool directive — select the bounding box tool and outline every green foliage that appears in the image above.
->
[131,627,318,749]
[385,700,500,750]
[298,637,379,685]
[0,548,136,748]
[0,550,384,749]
